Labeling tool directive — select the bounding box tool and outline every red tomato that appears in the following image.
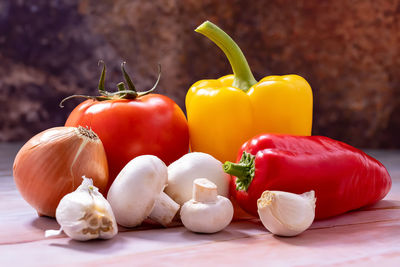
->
[65,94,189,190]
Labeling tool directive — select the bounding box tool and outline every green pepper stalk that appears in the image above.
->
[223,151,255,191]
[195,21,257,92]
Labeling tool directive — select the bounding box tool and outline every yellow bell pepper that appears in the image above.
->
[186,21,313,163]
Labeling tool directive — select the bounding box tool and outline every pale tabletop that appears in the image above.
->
[1,143,400,266]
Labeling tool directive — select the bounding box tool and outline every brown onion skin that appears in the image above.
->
[13,127,109,217]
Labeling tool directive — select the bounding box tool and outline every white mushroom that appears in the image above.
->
[166,152,230,206]
[107,155,180,228]
[180,178,233,233]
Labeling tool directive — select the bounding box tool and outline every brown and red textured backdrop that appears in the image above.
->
[0,0,399,148]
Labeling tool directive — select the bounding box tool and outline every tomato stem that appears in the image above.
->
[117,82,126,91]
[98,60,106,95]
[59,62,161,107]
[59,95,106,108]
[116,82,128,98]
[121,62,137,92]
[137,64,161,97]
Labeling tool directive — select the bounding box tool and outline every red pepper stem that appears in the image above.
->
[223,162,250,178]
[195,21,257,92]
[223,151,255,191]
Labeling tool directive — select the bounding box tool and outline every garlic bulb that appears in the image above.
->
[45,176,118,241]
[13,126,109,217]
[257,190,316,237]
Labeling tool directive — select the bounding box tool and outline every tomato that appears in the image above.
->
[65,94,189,190]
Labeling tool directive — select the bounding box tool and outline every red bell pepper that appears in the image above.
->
[223,134,392,219]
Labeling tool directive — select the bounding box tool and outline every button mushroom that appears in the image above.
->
[180,178,233,233]
[107,155,180,228]
[165,152,230,206]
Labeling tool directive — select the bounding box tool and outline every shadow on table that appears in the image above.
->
[30,216,59,231]
[128,226,252,243]
[129,219,265,243]
[273,221,400,248]
[48,234,127,254]
[176,219,266,242]
[273,200,400,247]
[359,199,400,211]
[178,228,253,242]
[44,224,259,254]
[29,216,127,254]
[29,199,400,251]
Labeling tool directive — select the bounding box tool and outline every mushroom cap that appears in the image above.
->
[107,155,167,227]
[166,152,230,205]
[180,195,233,233]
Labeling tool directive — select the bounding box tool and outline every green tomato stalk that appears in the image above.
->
[59,61,161,108]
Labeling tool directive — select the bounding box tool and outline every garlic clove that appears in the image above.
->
[257,190,316,237]
[55,192,94,226]
[99,214,118,239]
[45,176,118,241]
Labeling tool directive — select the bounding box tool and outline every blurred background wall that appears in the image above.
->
[0,0,399,148]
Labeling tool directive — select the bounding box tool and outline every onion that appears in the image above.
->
[13,126,109,217]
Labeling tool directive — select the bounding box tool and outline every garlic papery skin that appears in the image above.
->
[257,190,316,237]
[45,176,117,241]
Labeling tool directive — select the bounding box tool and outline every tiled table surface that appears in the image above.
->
[1,143,399,266]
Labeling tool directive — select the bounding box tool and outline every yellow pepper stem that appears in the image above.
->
[195,21,257,92]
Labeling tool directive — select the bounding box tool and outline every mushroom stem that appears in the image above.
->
[193,178,218,203]
[180,178,234,234]
[149,191,180,226]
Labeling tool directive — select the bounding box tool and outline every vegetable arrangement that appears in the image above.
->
[12,21,391,241]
